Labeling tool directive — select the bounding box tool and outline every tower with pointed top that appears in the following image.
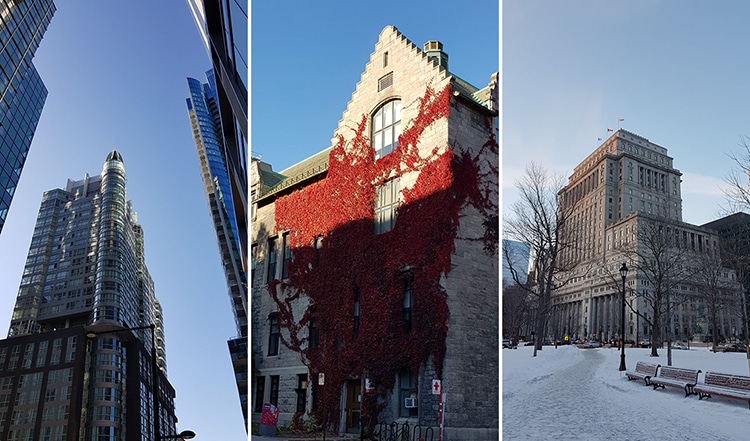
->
[0,151,178,440]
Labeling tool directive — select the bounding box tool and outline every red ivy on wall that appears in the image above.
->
[267,83,497,430]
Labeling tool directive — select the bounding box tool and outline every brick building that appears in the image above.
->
[250,26,498,440]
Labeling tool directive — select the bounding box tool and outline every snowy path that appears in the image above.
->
[503,346,748,440]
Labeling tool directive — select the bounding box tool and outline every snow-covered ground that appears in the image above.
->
[502,343,750,440]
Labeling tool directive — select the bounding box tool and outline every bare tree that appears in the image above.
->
[502,282,530,342]
[620,215,691,362]
[691,242,742,352]
[724,136,750,212]
[504,163,576,355]
[722,139,750,371]
[704,214,750,370]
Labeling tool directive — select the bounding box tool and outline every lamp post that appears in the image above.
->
[159,430,196,440]
[619,263,628,371]
[85,324,194,440]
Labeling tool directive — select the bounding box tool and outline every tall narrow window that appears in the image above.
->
[266,238,277,283]
[308,313,318,350]
[254,376,265,413]
[251,244,257,283]
[314,235,323,267]
[270,375,280,406]
[296,374,308,413]
[353,287,361,339]
[375,178,400,234]
[403,276,413,333]
[282,233,292,279]
[372,100,401,159]
[268,313,279,356]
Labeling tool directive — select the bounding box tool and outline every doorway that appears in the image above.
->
[345,379,361,434]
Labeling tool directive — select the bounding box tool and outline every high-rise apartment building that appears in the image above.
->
[0,151,179,440]
[186,71,248,425]
[185,1,248,428]
[553,130,741,344]
[0,0,56,233]
[186,0,248,265]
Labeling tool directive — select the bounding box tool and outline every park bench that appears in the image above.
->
[694,371,750,409]
[651,366,701,396]
[625,361,660,386]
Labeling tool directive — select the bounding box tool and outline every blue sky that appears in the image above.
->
[251,0,500,173]
[0,2,245,439]
[504,1,750,226]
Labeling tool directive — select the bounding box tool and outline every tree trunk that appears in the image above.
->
[650,310,660,357]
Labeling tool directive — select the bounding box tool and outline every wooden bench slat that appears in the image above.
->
[651,366,701,396]
[625,361,660,386]
[695,371,750,409]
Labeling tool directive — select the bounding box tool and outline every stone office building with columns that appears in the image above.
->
[550,130,742,344]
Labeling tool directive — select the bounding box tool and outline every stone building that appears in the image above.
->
[251,26,498,440]
[552,130,742,345]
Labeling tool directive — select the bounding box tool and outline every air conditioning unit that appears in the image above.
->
[404,397,418,408]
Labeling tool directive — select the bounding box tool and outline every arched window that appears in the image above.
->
[372,100,402,159]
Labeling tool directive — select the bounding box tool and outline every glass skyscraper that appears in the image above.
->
[0,0,56,233]
[187,0,248,263]
[186,71,248,426]
[187,0,248,428]
[0,151,179,440]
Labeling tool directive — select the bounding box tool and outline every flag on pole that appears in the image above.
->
[607,128,613,132]
[618,118,625,122]
[597,138,602,142]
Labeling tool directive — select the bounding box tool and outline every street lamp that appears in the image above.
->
[619,263,628,371]
[85,324,195,440]
[160,430,196,440]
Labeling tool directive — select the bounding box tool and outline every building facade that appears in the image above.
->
[553,131,741,344]
[251,26,498,440]
[501,239,530,287]
[0,0,56,233]
[0,151,179,440]
[186,71,248,425]
[186,1,248,428]
[186,0,248,265]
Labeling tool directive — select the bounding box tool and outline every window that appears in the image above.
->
[270,376,280,406]
[251,244,257,283]
[308,310,318,350]
[268,313,279,356]
[398,370,417,418]
[314,235,323,267]
[266,238,277,283]
[353,288,361,339]
[372,100,401,159]
[282,233,292,279]
[375,179,400,234]
[296,374,308,413]
[403,276,413,333]
[254,376,265,413]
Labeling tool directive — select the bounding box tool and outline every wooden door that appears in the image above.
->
[345,380,361,433]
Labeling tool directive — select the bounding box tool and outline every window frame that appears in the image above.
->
[371,99,402,160]
[268,313,280,356]
[374,178,400,234]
